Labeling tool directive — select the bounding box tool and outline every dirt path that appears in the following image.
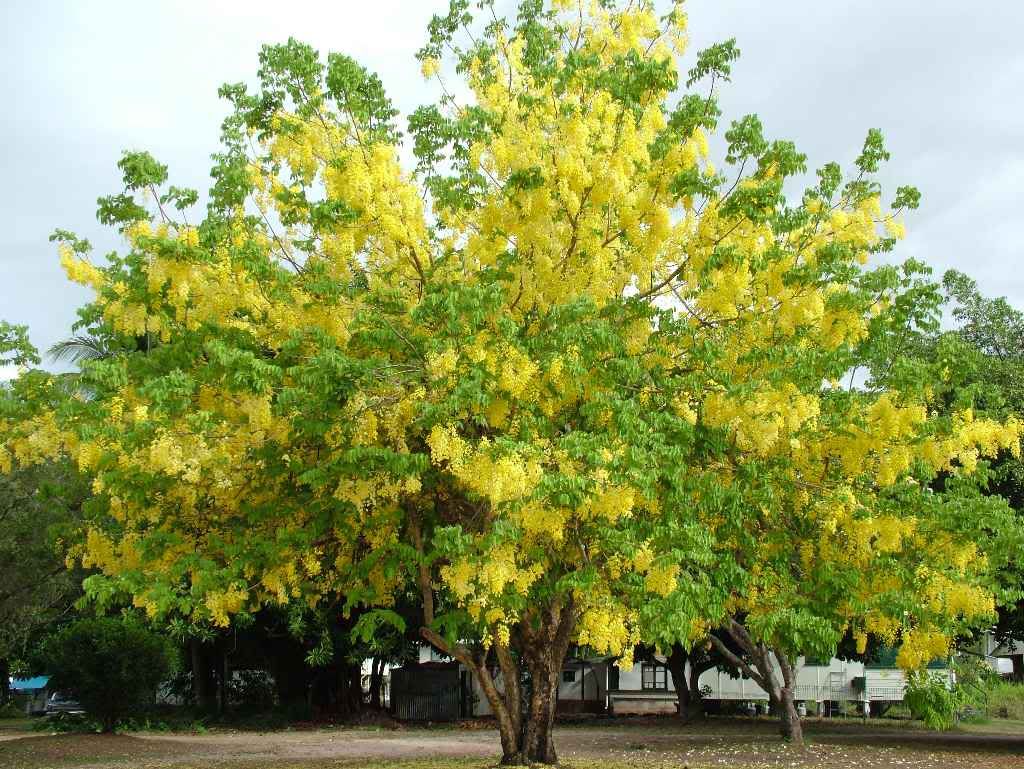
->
[0,719,1021,769]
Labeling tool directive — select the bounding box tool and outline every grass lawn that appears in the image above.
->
[955,717,1024,735]
[0,717,33,735]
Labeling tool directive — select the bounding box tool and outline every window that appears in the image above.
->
[641,663,667,691]
[562,670,576,683]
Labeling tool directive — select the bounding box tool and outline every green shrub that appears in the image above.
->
[904,671,961,730]
[41,618,175,733]
[0,702,24,719]
[31,712,97,733]
[953,655,1000,710]
[985,681,1024,720]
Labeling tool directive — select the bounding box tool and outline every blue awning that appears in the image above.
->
[11,676,49,691]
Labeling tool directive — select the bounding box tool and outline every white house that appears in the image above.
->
[384,645,938,719]
[606,654,921,715]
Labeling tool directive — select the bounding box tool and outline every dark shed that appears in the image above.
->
[389,662,469,721]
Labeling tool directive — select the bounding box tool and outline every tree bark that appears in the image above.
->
[411,515,575,764]
[369,656,383,709]
[519,601,576,764]
[0,658,10,705]
[522,649,560,764]
[709,620,804,744]
[666,643,695,722]
[190,638,216,712]
[774,647,803,744]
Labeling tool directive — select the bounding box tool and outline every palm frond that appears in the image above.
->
[47,335,111,364]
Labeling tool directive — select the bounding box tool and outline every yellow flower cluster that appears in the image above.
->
[58,244,104,290]
[644,562,680,597]
[426,348,459,381]
[896,627,950,670]
[581,485,635,522]
[703,384,819,455]
[428,427,543,507]
[206,585,249,627]
[440,546,544,622]
[5,413,66,467]
[576,597,640,668]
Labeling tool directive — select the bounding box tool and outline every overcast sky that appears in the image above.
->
[2,1,1022,378]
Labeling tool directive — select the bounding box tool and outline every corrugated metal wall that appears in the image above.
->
[390,665,463,721]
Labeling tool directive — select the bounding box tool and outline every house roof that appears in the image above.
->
[995,639,1024,657]
[11,676,49,691]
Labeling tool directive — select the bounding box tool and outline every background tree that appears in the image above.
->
[0,461,88,705]
[696,258,1022,742]
[934,271,1024,653]
[0,321,41,369]
[862,268,1024,660]
[0,335,89,706]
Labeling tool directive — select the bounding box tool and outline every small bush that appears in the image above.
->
[228,669,277,708]
[904,671,961,731]
[41,618,175,733]
[0,702,25,719]
[32,712,98,733]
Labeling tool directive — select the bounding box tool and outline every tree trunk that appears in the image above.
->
[369,656,383,709]
[709,621,804,745]
[522,645,563,764]
[776,685,803,743]
[688,658,707,720]
[190,638,217,712]
[773,647,803,744]
[345,662,363,716]
[666,643,695,722]
[0,658,10,705]
[216,641,228,716]
[410,517,575,764]
[419,600,575,765]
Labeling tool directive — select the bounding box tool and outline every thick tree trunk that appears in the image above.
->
[410,516,575,764]
[522,645,563,763]
[419,601,575,765]
[667,643,696,722]
[190,638,217,712]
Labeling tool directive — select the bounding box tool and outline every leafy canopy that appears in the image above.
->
[0,0,1018,676]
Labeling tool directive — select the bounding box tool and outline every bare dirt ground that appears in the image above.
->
[0,716,1021,769]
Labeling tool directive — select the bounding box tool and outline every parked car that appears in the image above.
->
[45,691,84,715]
